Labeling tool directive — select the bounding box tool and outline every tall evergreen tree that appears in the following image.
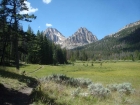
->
[0,0,36,70]
[0,0,9,65]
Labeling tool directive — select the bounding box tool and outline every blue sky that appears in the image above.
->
[21,0,140,39]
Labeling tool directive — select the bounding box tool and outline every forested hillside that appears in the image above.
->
[68,22,140,61]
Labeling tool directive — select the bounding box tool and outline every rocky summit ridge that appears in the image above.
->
[44,27,98,49]
[107,20,140,38]
[43,28,66,45]
[61,27,98,49]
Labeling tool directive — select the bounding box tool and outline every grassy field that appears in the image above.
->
[19,61,140,89]
[1,61,140,105]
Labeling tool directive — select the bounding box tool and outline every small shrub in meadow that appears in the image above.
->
[46,74,70,84]
[117,82,134,95]
[107,82,135,95]
[88,83,111,99]
[100,62,102,67]
[72,63,75,66]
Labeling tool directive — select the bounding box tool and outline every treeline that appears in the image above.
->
[67,49,140,62]
[0,0,67,69]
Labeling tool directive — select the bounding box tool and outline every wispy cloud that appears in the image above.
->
[43,0,52,4]
[46,23,52,27]
[38,26,41,28]
[19,1,38,14]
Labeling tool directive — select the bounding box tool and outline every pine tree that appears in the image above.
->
[53,48,58,65]
[0,0,36,70]
[0,0,9,65]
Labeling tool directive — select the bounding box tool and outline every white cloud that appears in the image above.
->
[46,23,52,27]
[19,1,38,14]
[43,0,52,4]
[38,26,41,28]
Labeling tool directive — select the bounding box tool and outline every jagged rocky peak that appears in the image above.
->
[43,27,98,49]
[77,27,90,33]
[74,27,98,42]
[62,27,98,49]
[44,28,66,45]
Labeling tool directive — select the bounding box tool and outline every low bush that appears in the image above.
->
[44,74,92,88]
[88,83,111,99]
[39,74,135,104]
[107,82,135,95]
[117,82,134,95]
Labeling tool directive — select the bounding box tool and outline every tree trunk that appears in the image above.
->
[15,34,19,70]
[1,40,6,66]
[13,1,19,70]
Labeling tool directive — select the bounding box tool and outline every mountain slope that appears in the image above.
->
[62,27,98,49]
[43,28,66,45]
[75,20,140,60]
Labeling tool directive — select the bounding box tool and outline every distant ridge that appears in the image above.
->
[107,20,140,38]
[119,20,140,31]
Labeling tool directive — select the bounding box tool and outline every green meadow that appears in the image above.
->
[19,61,140,89]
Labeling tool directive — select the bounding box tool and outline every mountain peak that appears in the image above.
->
[77,27,88,32]
[44,28,66,44]
[45,28,62,34]
[79,27,87,29]
[44,27,98,49]
[62,27,98,49]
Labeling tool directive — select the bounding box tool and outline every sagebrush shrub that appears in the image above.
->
[117,82,134,95]
[45,74,92,87]
[107,82,135,95]
[88,83,111,98]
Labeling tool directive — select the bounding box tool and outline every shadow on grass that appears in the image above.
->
[0,68,38,87]
[0,68,68,105]
[0,83,32,105]
[31,89,68,105]
[0,61,30,67]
